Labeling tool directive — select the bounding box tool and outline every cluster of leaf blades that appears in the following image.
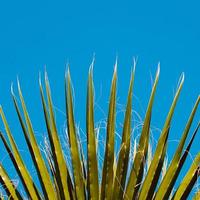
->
[0,64,199,200]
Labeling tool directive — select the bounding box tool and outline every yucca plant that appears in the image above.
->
[0,62,199,200]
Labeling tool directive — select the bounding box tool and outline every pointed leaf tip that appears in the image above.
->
[10,83,14,95]
[174,73,184,96]
[38,72,42,86]
[44,70,49,83]
[179,72,185,85]
[39,74,42,88]
[17,78,22,94]
[156,63,160,78]
[67,67,70,77]
[65,64,70,78]
[133,56,137,66]
[92,54,95,64]
[132,59,136,74]
[89,60,94,76]
[114,57,118,72]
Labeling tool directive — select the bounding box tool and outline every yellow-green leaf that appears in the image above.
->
[16,82,57,200]
[101,63,117,200]
[0,107,41,200]
[154,96,200,200]
[41,73,71,199]
[173,153,200,200]
[112,66,134,200]
[86,65,99,200]
[138,73,184,200]
[66,68,86,200]
[0,164,22,200]
[124,65,159,200]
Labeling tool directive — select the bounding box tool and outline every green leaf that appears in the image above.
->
[43,140,62,200]
[112,66,135,200]
[0,164,22,200]
[101,63,117,200]
[66,68,86,200]
[0,132,38,199]
[154,96,200,200]
[39,73,71,199]
[0,107,41,200]
[138,73,184,200]
[40,78,68,198]
[173,153,200,200]
[161,122,200,199]
[113,143,127,199]
[15,81,57,200]
[86,65,99,200]
[124,65,159,200]
[12,89,54,199]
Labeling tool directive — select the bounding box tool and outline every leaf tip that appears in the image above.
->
[156,63,160,77]
[39,73,42,88]
[10,83,14,96]
[114,57,118,73]
[89,58,95,76]
[17,77,22,95]
[132,57,137,73]
[180,72,185,84]
[66,66,71,84]
[44,70,49,83]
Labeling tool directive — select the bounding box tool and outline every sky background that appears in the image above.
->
[0,0,199,198]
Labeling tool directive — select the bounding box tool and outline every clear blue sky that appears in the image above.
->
[0,0,199,197]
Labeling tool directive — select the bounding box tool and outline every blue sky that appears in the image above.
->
[0,0,199,197]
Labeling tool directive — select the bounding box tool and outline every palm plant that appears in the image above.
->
[0,62,199,200]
